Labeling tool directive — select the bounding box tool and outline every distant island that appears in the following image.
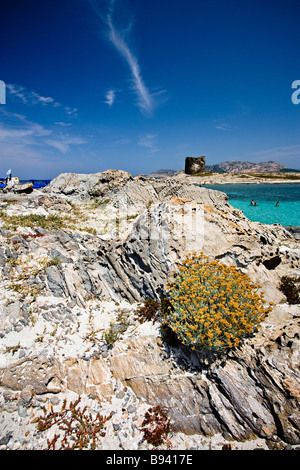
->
[206,160,289,174]
[147,160,299,177]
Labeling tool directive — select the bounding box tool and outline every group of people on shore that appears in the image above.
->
[250,199,279,207]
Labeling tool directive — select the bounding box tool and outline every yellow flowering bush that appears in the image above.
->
[166,253,273,352]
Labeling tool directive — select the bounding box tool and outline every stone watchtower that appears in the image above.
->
[185,156,206,175]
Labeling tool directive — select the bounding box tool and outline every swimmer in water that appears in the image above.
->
[254,203,258,206]
[275,201,279,206]
[250,199,254,205]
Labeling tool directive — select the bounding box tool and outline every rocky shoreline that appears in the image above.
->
[0,170,299,450]
[172,172,300,185]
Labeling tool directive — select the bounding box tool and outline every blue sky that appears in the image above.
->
[1,0,300,179]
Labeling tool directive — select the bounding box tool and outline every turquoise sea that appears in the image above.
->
[202,183,300,227]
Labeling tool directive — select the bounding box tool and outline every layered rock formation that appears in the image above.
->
[0,182,33,194]
[0,171,299,450]
[110,304,300,443]
[43,170,133,199]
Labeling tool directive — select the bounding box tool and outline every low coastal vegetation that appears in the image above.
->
[35,396,112,450]
[136,253,273,354]
[0,211,66,230]
[35,397,171,449]
[166,253,273,352]
[0,210,97,234]
[279,275,300,304]
[139,406,171,447]
[103,311,130,345]
[248,172,300,180]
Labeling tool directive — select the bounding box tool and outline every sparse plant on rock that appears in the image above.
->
[35,396,111,450]
[0,212,66,230]
[140,406,171,447]
[279,275,300,304]
[166,252,273,352]
[103,320,120,345]
[135,298,161,323]
[4,342,21,355]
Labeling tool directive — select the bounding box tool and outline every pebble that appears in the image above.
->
[50,396,60,406]
[127,405,136,414]
[0,432,12,446]
[18,405,28,418]
[18,349,26,359]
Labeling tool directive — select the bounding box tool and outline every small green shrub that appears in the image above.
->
[146,200,153,209]
[166,252,273,352]
[103,321,120,345]
[44,257,61,268]
[92,197,110,208]
[279,276,300,304]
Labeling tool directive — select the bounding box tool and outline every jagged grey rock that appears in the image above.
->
[0,173,299,449]
[43,170,133,199]
[110,305,300,443]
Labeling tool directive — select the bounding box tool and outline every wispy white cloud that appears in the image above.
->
[104,89,116,106]
[106,14,153,114]
[248,145,300,162]
[0,110,87,174]
[6,83,78,116]
[215,123,232,131]
[88,0,159,115]
[64,106,78,116]
[54,122,72,127]
[138,134,158,153]
[0,116,52,142]
[7,83,56,106]
[44,135,87,154]
[0,114,52,173]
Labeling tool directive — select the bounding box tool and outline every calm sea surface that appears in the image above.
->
[0,179,51,189]
[202,183,300,226]
[20,179,51,189]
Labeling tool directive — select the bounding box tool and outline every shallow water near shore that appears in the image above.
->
[203,183,300,226]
